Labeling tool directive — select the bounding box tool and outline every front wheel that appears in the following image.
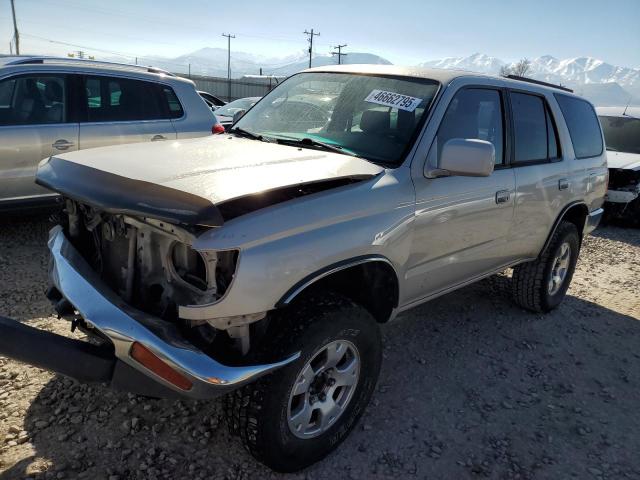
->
[224,292,382,472]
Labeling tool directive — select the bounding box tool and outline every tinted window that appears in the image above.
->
[511,93,546,161]
[511,92,560,162]
[438,88,504,164]
[599,115,640,154]
[555,94,603,158]
[162,87,184,118]
[0,75,66,126]
[85,76,166,122]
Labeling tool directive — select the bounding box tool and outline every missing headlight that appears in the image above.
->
[171,242,208,291]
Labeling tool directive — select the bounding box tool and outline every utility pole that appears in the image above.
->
[303,29,320,68]
[10,0,19,55]
[332,44,347,65]
[222,33,235,101]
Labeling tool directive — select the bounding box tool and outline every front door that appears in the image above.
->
[404,87,516,305]
[0,73,78,203]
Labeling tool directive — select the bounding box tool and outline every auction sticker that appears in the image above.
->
[364,90,423,112]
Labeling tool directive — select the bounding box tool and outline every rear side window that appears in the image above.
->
[438,88,504,164]
[85,76,168,122]
[510,92,560,163]
[555,94,603,159]
[162,87,184,119]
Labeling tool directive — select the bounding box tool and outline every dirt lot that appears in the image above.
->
[0,215,639,480]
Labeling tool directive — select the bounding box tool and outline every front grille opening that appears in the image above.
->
[171,242,208,291]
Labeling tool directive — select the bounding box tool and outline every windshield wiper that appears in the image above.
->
[229,127,263,141]
[606,147,619,152]
[275,137,360,158]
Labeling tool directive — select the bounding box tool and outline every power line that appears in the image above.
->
[222,33,235,101]
[332,44,347,65]
[10,0,20,55]
[303,28,320,68]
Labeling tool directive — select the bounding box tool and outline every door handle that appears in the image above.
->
[559,178,570,191]
[495,190,511,204]
[52,139,75,150]
[151,135,167,142]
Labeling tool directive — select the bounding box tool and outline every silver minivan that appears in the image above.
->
[0,56,220,209]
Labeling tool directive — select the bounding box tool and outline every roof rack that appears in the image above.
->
[4,56,175,76]
[506,75,573,93]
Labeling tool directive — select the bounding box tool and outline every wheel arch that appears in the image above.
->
[276,255,400,323]
[539,201,589,258]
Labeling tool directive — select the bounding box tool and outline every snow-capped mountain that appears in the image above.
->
[419,53,504,74]
[419,53,640,106]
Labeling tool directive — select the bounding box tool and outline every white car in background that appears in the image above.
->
[597,106,640,224]
[214,96,261,127]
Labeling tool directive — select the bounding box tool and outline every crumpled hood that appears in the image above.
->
[49,135,383,203]
[36,135,383,226]
[607,151,640,170]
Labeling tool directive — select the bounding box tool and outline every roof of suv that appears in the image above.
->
[305,64,578,96]
[0,55,192,84]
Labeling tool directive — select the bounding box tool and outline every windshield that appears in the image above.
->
[216,98,259,117]
[599,115,640,154]
[234,72,440,165]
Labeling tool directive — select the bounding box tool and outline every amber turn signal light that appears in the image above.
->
[130,342,193,391]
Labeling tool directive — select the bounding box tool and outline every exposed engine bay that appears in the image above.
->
[606,168,640,224]
[57,199,258,357]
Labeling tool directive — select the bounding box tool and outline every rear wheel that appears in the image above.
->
[511,221,580,312]
[224,292,382,472]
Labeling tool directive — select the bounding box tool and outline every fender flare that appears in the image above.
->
[276,255,399,308]
[538,201,589,258]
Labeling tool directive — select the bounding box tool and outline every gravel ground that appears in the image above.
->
[0,215,639,480]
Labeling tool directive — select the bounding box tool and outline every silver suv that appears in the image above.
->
[0,56,219,209]
[0,65,607,471]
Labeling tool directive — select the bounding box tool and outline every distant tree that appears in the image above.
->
[500,58,531,77]
[499,65,512,77]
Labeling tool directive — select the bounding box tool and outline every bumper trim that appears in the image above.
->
[47,226,299,399]
[585,207,604,235]
[0,315,115,383]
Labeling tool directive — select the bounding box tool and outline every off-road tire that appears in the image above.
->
[511,221,580,313]
[224,292,382,472]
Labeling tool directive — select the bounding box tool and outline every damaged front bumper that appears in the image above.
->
[0,226,298,399]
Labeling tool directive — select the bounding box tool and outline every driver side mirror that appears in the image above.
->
[232,109,247,125]
[426,138,495,178]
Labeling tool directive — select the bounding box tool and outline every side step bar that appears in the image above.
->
[0,315,115,383]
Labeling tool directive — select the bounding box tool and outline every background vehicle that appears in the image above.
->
[597,106,640,225]
[0,56,221,210]
[214,96,260,126]
[198,90,226,109]
[0,65,606,472]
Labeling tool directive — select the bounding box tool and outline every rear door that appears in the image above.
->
[79,75,177,150]
[508,90,570,258]
[0,73,79,203]
[555,95,607,216]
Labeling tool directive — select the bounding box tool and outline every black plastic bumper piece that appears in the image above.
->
[0,315,115,383]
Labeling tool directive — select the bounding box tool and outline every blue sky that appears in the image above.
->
[1,0,639,67]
